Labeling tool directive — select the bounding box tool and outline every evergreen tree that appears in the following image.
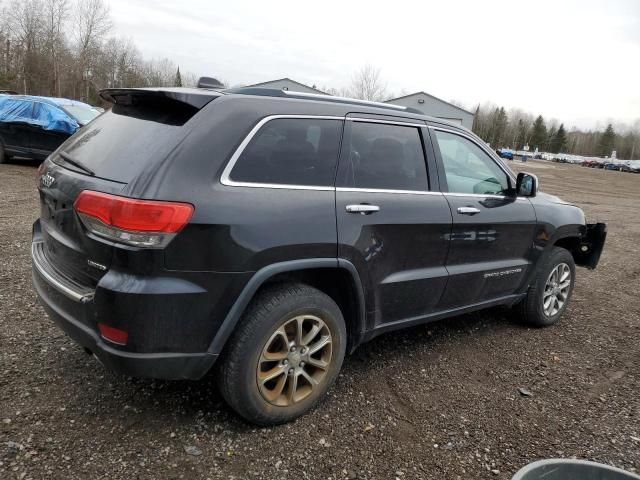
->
[515,119,528,150]
[545,125,557,151]
[174,67,183,87]
[550,124,567,153]
[598,124,616,157]
[471,105,480,135]
[494,107,508,147]
[530,115,547,150]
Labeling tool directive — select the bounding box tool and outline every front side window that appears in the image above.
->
[229,118,342,186]
[340,122,428,191]
[433,130,510,195]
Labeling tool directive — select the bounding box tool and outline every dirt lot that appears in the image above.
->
[1,159,639,480]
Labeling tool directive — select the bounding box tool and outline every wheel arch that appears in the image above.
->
[207,258,367,355]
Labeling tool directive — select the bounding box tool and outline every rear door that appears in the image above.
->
[429,126,537,309]
[336,116,452,327]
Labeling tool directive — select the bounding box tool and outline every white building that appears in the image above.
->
[385,91,474,129]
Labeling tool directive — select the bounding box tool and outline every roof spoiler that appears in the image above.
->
[99,87,220,110]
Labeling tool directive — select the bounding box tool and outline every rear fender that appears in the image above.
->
[207,258,366,355]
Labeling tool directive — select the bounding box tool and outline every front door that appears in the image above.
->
[336,117,452,327]
[430,127,537,309]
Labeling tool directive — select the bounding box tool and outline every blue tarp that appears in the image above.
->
[0,96,79,135]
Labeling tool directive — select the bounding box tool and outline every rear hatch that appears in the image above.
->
[36,88,220,287]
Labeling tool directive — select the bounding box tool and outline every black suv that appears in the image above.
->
[31,86,606,425]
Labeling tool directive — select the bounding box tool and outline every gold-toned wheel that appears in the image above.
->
[257,314,333,407]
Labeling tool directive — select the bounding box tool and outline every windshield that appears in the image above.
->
[61,105,100,125]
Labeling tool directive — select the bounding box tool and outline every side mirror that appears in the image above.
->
[516,172,538,197]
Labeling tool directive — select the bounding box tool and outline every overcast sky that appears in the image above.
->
[108,0,639,130]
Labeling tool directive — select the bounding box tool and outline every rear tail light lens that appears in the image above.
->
[74,190,194,247]
[98,323,128,345]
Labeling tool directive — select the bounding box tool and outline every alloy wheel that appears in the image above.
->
[543,263,571,317]
[257,315,333,407]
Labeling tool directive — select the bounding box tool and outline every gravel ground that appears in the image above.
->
[1,159,639,480]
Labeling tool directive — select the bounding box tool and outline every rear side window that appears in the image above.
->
[339,122,428,191]
[229,118,342,187]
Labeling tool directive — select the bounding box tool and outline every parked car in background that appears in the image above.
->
[0,95,100,163]
[604,161,625,171]
[0,90,18,95]
[497,148,514,160]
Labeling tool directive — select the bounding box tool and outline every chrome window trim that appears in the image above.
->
[336,187,441,196]
[347,117,427,128]
[444,192,529,201]
[221,181,335,191]
[220,114,344,190]
[429,126,517,183]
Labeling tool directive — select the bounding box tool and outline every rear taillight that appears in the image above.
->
[74,190,194,248]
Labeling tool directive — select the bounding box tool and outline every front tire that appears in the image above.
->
[518,247,576,327]
[0,143,7,164]
[218,283,346,425]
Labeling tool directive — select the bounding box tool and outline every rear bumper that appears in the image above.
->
[32,267,217,379]
[31,223,218,380]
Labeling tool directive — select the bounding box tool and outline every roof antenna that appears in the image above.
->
[197,76,225,89]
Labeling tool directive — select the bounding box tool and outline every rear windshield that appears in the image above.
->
[53,98,200,183]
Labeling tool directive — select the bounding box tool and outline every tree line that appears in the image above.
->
[472,104,639,160]
[1,2,637,160]
[0,0,197,104]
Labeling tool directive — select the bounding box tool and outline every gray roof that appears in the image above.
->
[385,91,474,116]
[243,77,327,95]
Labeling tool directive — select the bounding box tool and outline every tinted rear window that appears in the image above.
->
[339,122,428,191]
[229,118,342,187]
[54,100,198,183]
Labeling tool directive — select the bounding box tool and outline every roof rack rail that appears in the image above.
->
[222,87,424,114]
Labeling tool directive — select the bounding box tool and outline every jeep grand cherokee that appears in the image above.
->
[31,86,606,425]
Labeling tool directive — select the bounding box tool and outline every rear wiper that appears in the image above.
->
[58,152,95,176]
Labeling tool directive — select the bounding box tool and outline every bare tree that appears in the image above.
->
[7,0,43,93]
[348,64,388,102]
[74,0,111,100]
[43,0,68,96]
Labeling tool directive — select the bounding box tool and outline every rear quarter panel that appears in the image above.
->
[153,96,349,273]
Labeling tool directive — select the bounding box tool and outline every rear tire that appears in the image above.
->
[517,247,576,327]
[0,143,7,164]
[218,283,346,425]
